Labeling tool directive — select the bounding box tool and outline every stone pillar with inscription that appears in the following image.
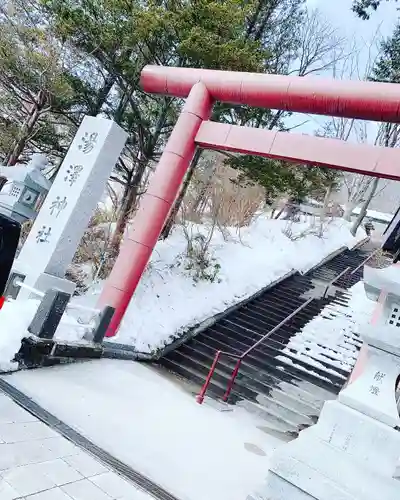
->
[248,264,400,500]
[14,116,127,299]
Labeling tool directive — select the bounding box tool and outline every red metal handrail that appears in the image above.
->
[349,248,380,276]
[196,264,359,405]
[323,266,352,297]
[333,248,381,292]
[196,298,314,404]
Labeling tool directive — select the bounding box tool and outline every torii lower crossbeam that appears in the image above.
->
[196,121,400,179]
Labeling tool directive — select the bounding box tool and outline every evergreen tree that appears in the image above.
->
[371,23,400,83]
[0,0,76,164]
[162,5,345,236]
[352,0,398,19]
[0,0,347,244]
[41,0,269,242]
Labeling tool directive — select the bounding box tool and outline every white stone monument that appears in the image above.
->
[249,263,400,500]
[14,116,128,299]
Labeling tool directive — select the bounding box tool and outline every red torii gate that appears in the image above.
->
[98,65,400,337]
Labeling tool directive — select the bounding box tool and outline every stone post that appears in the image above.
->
[249,263,400,500]
[14,116,127,299]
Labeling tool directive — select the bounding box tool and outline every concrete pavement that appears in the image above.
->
[0,391,150,500]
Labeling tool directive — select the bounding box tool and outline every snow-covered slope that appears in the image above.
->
[84,217,366,353]
[0,217,366,366]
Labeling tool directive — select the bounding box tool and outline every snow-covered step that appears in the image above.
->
[248,393,315,426]
[287,341,357,370]
[257,387,320,415]
[274,380,337,408]
[283,282,375,377]
[286,346,353,376]
[237,400,302,435]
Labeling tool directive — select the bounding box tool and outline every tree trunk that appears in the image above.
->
[111,162,148,249]
[0,176,7,192]
[113,86,132,123]
[191,162,216,214]
[351,178,379,237]
[283,197,301,221]
[159,148,203,240]
[6,91,47,166]
[320,182,334,221]
[111,182,130,247]
[274,207,285,219]
[323,183,333,214]
[343,202,357,222]
[111,187,135,249]
[91,74,116,116]
[318,183,334,236]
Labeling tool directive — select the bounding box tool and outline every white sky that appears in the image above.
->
[292,1,400,213]
[310,0,398,36]
[314,0,398,77]
[291,0,400,138]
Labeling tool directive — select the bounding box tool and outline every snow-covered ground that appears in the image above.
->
[3,359,286,500]
[0,282,381,500]
[0,222,383,500]
[351,207,393,223]
[0,390,152,499]
[86,217,366,353]
[0,217,366,367]
[0,297,86,372]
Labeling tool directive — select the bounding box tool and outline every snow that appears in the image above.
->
[348,207,393,223]
[0,297,92,371]
[0,217,366,367]
[4,359,286,500]
[0,299,39,372]
[0,227,383,500]
[104,217,366,353]
[277,282,376,377]
[0,154,51,190]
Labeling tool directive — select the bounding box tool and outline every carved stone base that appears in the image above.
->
[247,471,315,500]
[11,263,76,301]
[250,400,400,500]
[316,400,400,476]
[269,437,399,500]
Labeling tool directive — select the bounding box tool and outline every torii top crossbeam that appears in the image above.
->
[141,65,400,123]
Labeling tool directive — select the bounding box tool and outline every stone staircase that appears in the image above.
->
[158,245,374,437]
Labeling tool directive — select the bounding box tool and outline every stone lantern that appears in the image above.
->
[0,154,51,224]
[249,263,400,500]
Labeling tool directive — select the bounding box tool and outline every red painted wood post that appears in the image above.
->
[98,83,212,337]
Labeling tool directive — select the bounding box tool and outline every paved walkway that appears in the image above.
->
[0,391,150,500]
